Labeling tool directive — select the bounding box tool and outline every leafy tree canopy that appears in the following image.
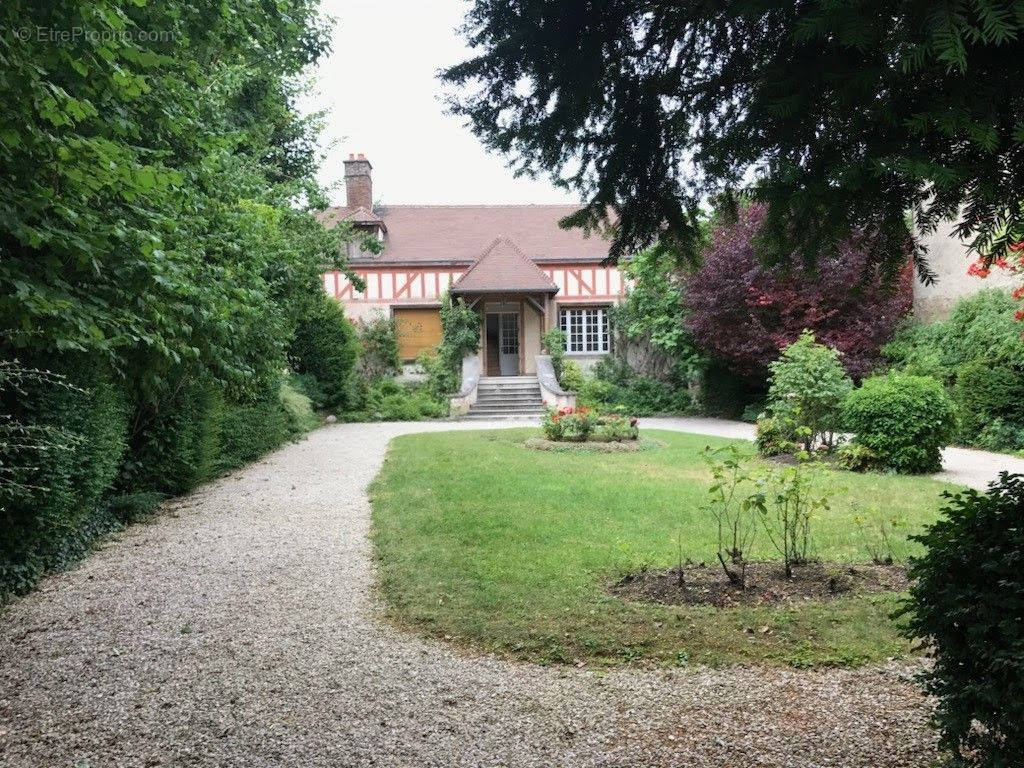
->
[0,0,358,401]
[443,1,1024,275]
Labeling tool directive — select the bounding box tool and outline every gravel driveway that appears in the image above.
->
[1,420,938,767]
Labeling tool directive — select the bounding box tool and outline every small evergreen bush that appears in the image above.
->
[901,473,1024,767]
[842,373,956,473]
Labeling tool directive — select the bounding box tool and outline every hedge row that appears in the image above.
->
[1,354,317,600]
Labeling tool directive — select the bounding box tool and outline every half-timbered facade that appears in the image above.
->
[317,154,626,376]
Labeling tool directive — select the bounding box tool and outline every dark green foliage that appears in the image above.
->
[444,1,1024,274]
[953,360,1024,443]
[0,0,343,600]
[700,364,765,420]
[975,419,1024,455]
[842,373,956,474]
[884,290,1024,383]
[902,474,1024,767]
[1,355,129,598]
[883,290,1024,453]
[216,392,289,471]
[578,356,692,416]
[289,295,361,412]
[124,376,224,496]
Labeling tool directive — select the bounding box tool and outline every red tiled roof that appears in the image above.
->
[316,204,610,265]
[451,236,559,294]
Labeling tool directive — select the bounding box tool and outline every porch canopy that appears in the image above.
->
[449,236,559,297]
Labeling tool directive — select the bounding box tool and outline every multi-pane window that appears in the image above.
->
[558,307,610,353]
[499,312,519,354]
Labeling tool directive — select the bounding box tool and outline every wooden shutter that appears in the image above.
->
[393,308,442,361]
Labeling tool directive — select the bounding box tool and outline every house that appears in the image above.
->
[317,155,626,384]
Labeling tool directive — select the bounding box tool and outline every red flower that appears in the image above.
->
[1012,286,1024,301]
[994,257,1010,270]
[1015,309,1024,322]
[967,260,990,279]
[1009,242,1024,253]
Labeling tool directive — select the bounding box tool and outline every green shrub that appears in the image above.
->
[953,359,1024,443]
[217,389,289,471]
[288,294,360,411]
[1,355,129,598]
[591,414,639,442]
[755,415,797,457]
[883,290,1024,385]
[581,356,692,416]
[542,328,567,381]
[125,376,224,495]
[766,330,852,451]
[842,373,956,473]
[541,406,597,441]
[357,313,401,382]
[560,359,585,392]
[279,376,320,436]
[901,473,1024,767]
[541,408,564,440]
[975,418,1024,455]
[361,379,446,421]
[423,293,481,400]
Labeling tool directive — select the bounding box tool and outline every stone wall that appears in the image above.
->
[913,219,1016,321]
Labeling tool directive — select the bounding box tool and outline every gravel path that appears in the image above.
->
[1,420,940,767]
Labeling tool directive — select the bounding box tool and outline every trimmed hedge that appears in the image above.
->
[902,473,1024,766]
[289,294,360,411]
[841,373,956,473]
[1,354,129,598]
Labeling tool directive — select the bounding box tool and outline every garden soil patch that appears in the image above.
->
[610,561,908,608]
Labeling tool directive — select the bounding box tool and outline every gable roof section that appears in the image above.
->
[316,204,610,265]
[450,236,559,295]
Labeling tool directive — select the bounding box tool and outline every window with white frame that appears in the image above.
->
[558,306,610,353]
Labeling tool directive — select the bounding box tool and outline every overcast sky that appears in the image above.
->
[303,0,577,206]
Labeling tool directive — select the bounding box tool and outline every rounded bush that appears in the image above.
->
[841,373,956,473]
[902,473,1024,765]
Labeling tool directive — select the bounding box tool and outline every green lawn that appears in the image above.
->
[369,429,959,668]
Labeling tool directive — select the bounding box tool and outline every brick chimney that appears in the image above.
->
[344,153,373,210]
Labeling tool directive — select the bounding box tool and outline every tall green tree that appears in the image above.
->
[443,1,1024,276]
[0,0,347,401]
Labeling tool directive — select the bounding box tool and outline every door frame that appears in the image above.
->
[484,302,522,376]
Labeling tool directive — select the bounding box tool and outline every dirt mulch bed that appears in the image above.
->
[610,561,908,608]
[523,436,664,453]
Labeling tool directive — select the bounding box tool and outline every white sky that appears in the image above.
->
[303,0,577,206]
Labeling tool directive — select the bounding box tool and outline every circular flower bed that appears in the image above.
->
[541,406,638,443]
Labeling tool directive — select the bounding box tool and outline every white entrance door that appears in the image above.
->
[498,311,519,375]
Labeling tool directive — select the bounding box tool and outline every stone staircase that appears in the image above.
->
[464,376,546,420]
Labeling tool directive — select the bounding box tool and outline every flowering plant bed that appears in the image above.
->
[541,406,638,442]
